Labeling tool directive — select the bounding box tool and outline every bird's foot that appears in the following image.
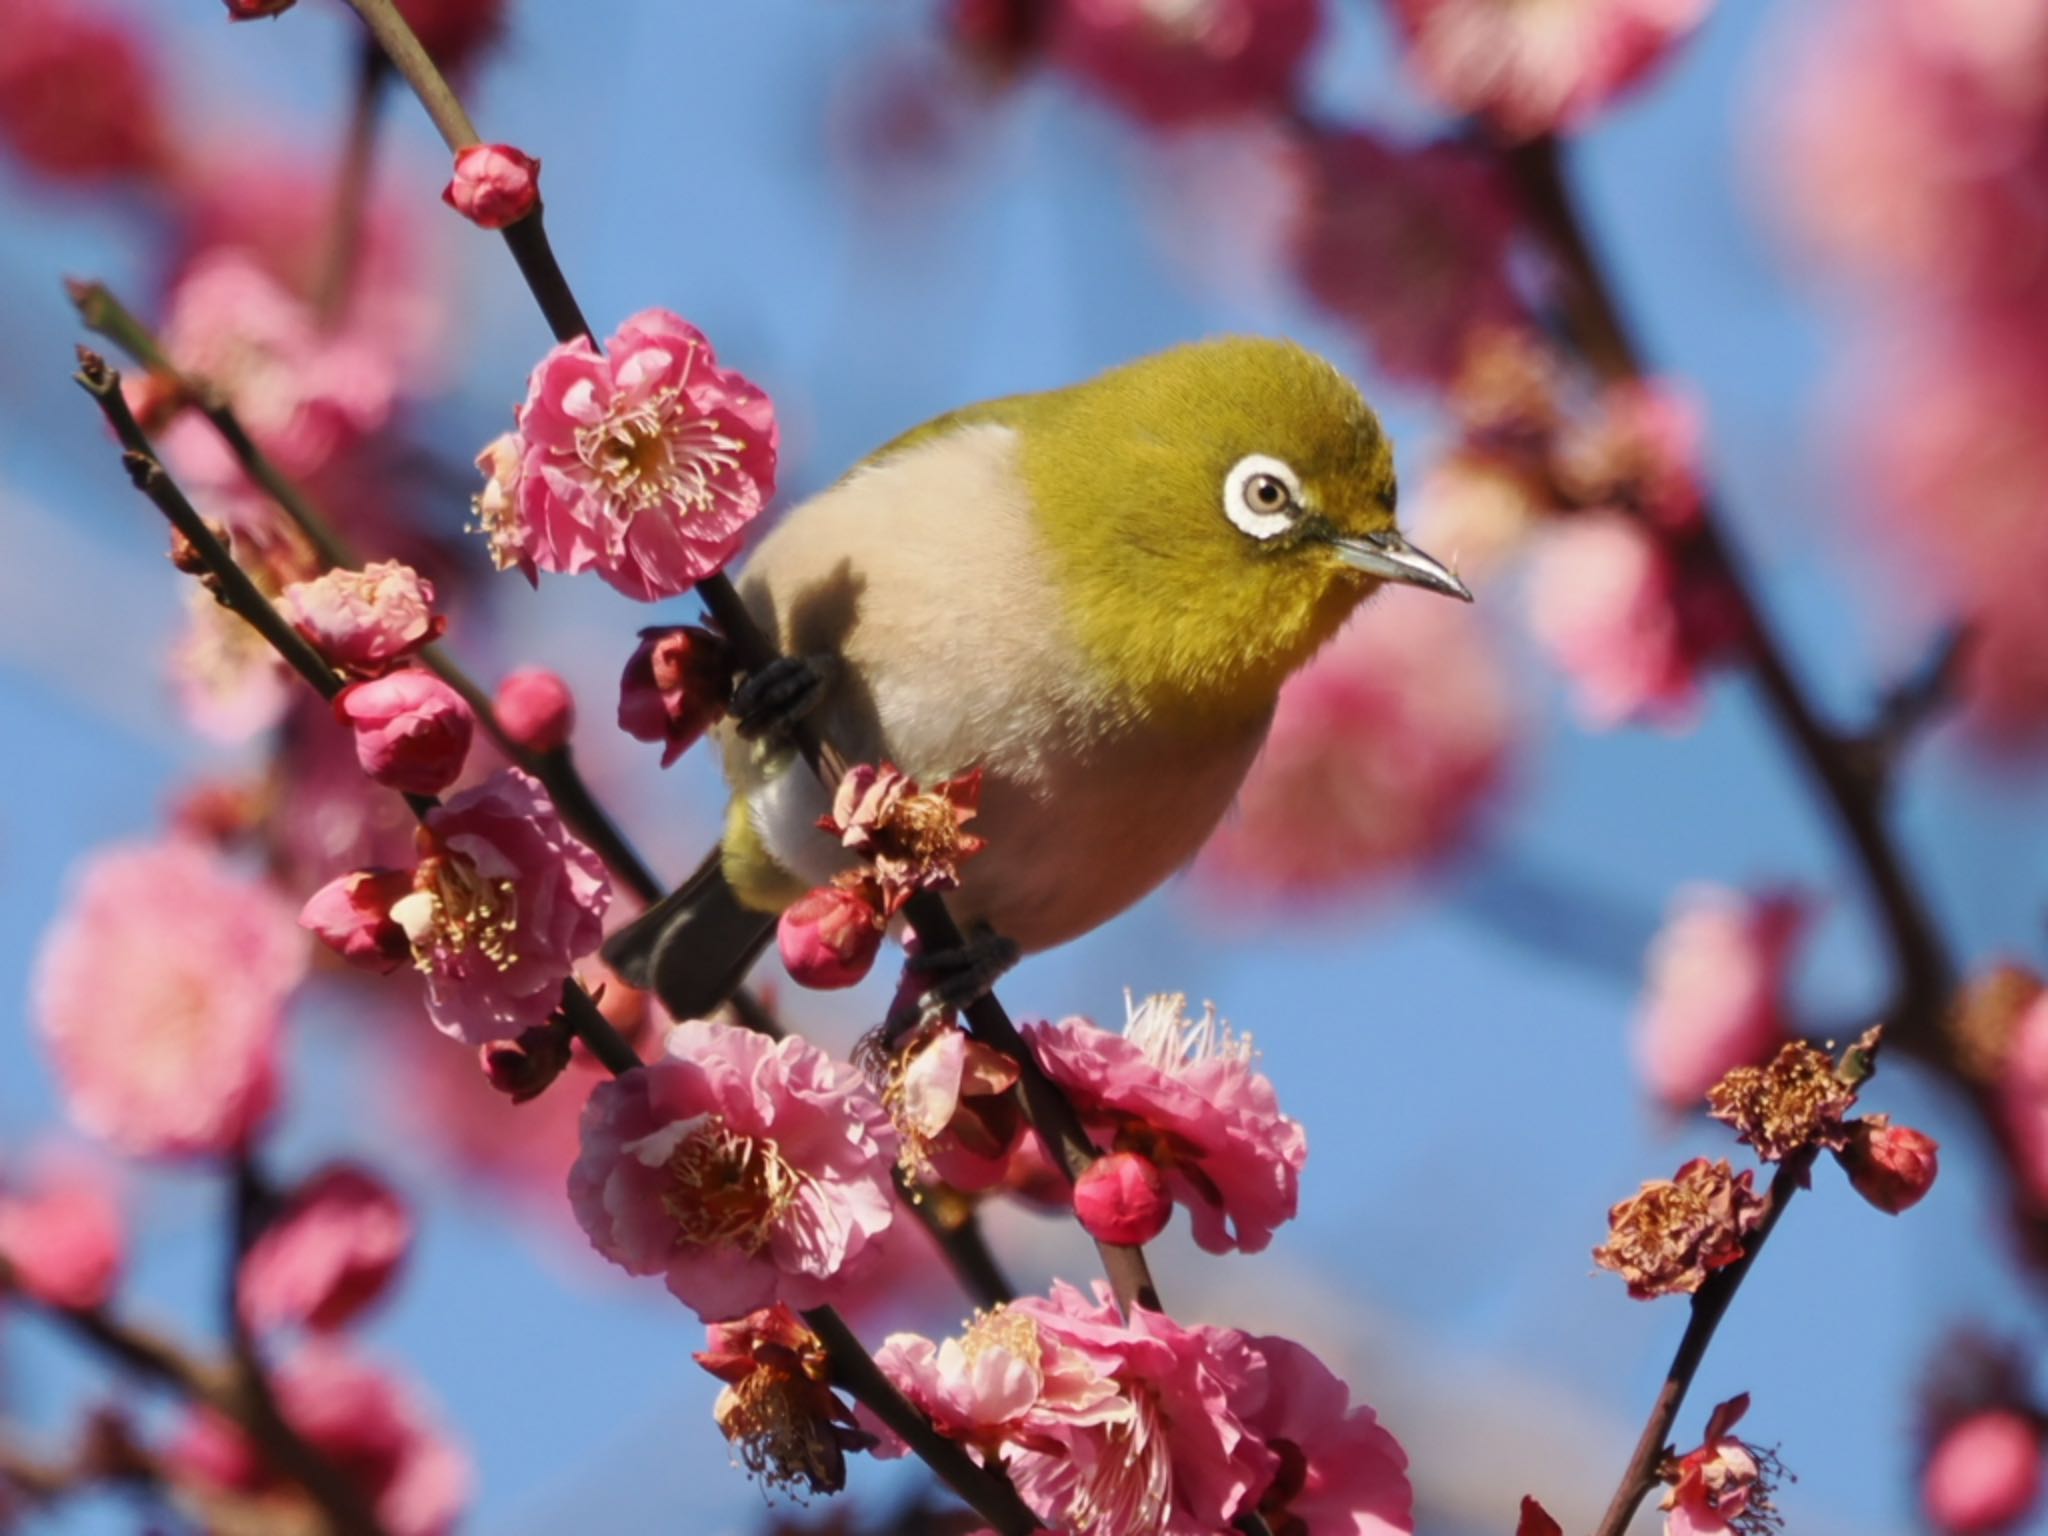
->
[906,926,1020,1020]
[731,653,838,743]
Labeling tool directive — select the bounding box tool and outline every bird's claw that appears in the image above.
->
[731,653,837,743]
[908,928,1020,1018]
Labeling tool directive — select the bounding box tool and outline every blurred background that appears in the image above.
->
[3,0,2047,1532]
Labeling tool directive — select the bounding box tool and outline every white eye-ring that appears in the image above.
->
[1222,453,1302,541]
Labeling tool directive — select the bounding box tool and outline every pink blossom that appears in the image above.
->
[278,561,443,676]
[1924,1410,2043,1534]
[568,1019,897,1321]
[299,868,415,974]
[1202,593,1512,898]
[396,0,507,73]
[1048,0,1322,128]
[225,0,298,17]
[1633,886,1806,1111]
[384,769,610,1043]
[171,584,295,743]
[1387,0,1712,141]
[0,0,165,182]
[1026,993,1305,1254]
[2000,993,2048,1207]
[35,839,304,1157]
[1837,1115,1940,1215]
[885,1021,1027,1192]
[1073,1149,1172,1245]
[824,764,987,914]
[1291,131,1526,387]
[170,1343,469,1536]
[1662,1396,1772,1536]
[269,694,422,890]
[150,250,399,487]
[0,1155,123,1311]
[485,309,778,600]
[1526,512,1721,727]
[335,671,475,796]
[441,143,539,228]
[617,625,732,765]
[238,1164,411,1334]
[1235,1333,1413,1536]
[780,879,887,990]
[493,667,575,754]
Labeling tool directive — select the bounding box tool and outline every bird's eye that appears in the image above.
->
[1222,453,1302,541]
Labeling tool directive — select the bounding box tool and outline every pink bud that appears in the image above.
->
[778,882,884,990]
[223,0,297,17]
[237,1164,409,1333]
[1838,1116,1940,1214]
[0,1160,123,1311]
[494,667,575,755]
[1072,1150,1171,1246]
[1515,1497,1563,1536]
[335,671,474,795]
[442,143,540,229]
[299,868,415,972]
[1925,1411,2043,1534]
[618,626,732,767]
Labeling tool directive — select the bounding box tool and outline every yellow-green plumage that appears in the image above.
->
[603,337,1462,1018]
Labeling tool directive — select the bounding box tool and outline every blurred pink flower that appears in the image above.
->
[1662,1395,1773,1536]
[1387,0,1712,141]
[441,143,539,229]
[1073,1149,1173,1245]
[171,1343,469,1536]
[0,1155,123,1310]
[1237,1333,1413,1536]
[335,671,475,796]
[171,584,296,743]
[568,1019,897,1321]
[1026,992,1305,1254]
[1203,593,1512,897]
[239,1164,411,1334]
[270,695,423,890]
[1556,381,1708,532]
[1291,132,1526,387]
[1633,886,1806,1111]
[396,0,507,73]
[0,0,165,182]
[488,309,778,600]
[1527,511,1724,726]
[35,839,304,1157]
[617,624,731,765]
[385,769,610,1042]
[493,667,575,754]
[150,250,400,487]
[1924,1409,2044,1535]
[1048,0,1322,127]
[1999,993,2048,1207]
[278,561,444,677]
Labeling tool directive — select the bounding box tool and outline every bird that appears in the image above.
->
[603,336,1472,1018]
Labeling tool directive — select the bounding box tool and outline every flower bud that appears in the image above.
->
[618,625,732,766]
[442,143,540,229]
[0,1159,123,1311]
[778,881,884,990]
[1925,1410,2043,1534]
[335,671,474,795]
[1073,1150,1172,1246]
[223,0,297,17]
[1834,1115,1939,1214]
[299,868,415,972]
[237,1164,409,1333]
[1516,1498,1563,1536]
[494,666,575,755]
[479,1019,574,1104]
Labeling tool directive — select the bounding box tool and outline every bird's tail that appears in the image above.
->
[600,847,778,1022]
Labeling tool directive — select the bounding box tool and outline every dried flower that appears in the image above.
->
[441,143,540,228]
[1706,1041,1859,1162]
[1837,1116,1939,1215]
[478,1019,575,1104]
[823,763,986,914]
[617,624,733,766]
[1594,1157,1765,1299]
[278,561,444,676]
[779,877,888,990]
[238,1164,410,1333]
[493,667,575,754]
[335,671,476,796]
[694,1305,872,1497]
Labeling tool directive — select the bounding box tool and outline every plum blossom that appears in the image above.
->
[334,671,475,796]
[1026,992,1306,1254]
[1634,886,1806,1111]
[170,1343,468,1536]
[867,1019,1027,1191]
[823,763,986,914]
[1662,1396,1781,1536]
[1837,1115,1940,1214]
[1236,1333,1413,1536]
[480,309,778,600]
[617,624,732,765]
[568,1019,897,1320]
[779,877,887,990]
[238,1164,412,1334]
[36,839,304,1157]
[309,770,608,1043]
[0,0,165,182]
[442,143,539,229]
[0,1155,123,1310]
[1386,0,1714,141]
[278,561,443,676]
[171,583,296,743]
[395,0,507,73]
[1594,1157,1764,1299]
[494,666,575,754]
[300,867,415,973]
[694,1305,872,1496]
[1202,593,1512,898]
[1048,0,1322,128]
[1924,1409,2044,1535]
[1705,1040,1859,1162]
[2002,993,2048,1206]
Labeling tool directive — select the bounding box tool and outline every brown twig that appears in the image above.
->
[314,41,390,328]
[1590,1149,1816,1536]
[1502,137,1956,1047]
[331,0,1162,1320]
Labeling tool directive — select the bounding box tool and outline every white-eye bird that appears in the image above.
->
[603,336,1472,1015]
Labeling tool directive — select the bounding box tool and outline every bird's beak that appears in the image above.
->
[1329,530,1474,602]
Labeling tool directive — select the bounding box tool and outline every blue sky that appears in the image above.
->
[5,3,2047,1533]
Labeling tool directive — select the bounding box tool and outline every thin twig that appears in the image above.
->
[1590,1149,1816,1536]
[314,42,390,328]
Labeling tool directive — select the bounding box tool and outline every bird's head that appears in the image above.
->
[1017,336,1471,722]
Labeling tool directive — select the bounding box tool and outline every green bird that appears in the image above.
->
[604,336,1472,1015]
